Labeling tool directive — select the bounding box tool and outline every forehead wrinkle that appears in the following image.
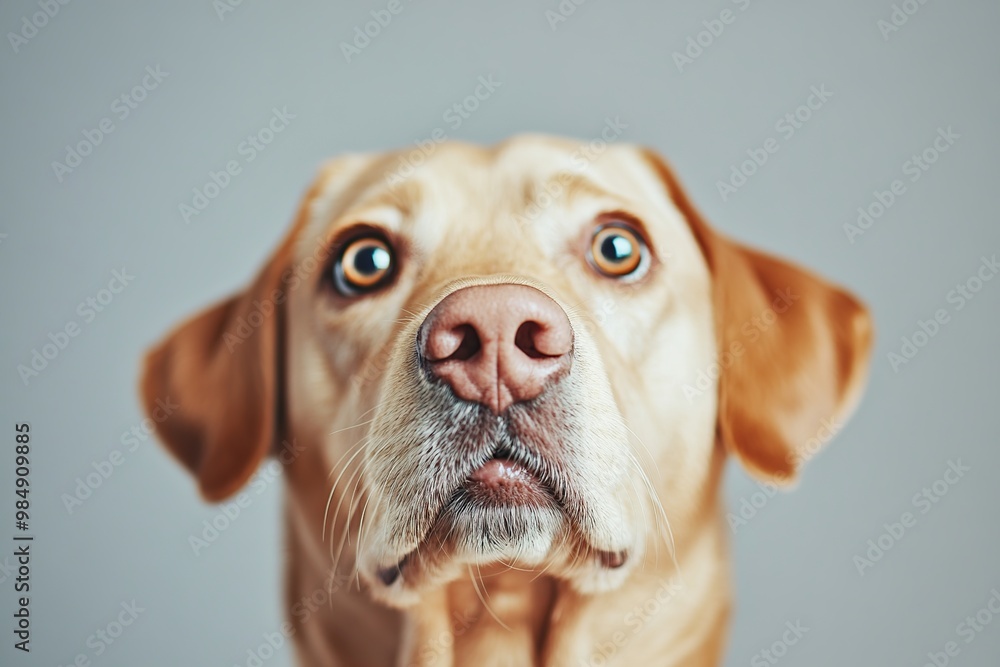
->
[548,172,617,202]
[517,171,637,220]
[351,179,422,218]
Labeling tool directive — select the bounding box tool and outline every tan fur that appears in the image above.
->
[141,136,872,666]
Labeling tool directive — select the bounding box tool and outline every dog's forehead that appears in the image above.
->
[293,137,696,269]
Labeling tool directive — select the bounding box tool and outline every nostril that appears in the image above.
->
[448,324,480,361]
[424,321,482,362]
[515,319,572,359]
[514,321,548,359]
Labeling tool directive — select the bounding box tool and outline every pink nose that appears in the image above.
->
[420,285,573,414]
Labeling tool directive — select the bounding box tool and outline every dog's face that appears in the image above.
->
[142,136,871,611]
[321,139,723,605]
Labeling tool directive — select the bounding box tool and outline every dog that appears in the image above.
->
[141,135,872,666]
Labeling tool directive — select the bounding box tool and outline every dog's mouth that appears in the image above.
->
[464,440,557,505]
[376,447,556,587]
[464,455,551,507]
[374,445,628,588]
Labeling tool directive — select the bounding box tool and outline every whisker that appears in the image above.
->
[623,445,680,578]
[328,417,376,436]
[352,492,376,591]
[332,464,367,567]
[322,438,370,543]
[622,422,664,483]
[469,565,510,631]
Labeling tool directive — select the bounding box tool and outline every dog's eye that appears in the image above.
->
[333,236,395,296]
[588,224,647,278]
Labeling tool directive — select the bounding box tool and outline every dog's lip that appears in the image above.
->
[463,456,551,506]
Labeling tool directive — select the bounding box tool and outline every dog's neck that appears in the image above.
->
[282,444,731,667]
[398,569,558,667]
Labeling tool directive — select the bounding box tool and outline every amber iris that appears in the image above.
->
[589,225,644,277]
[335,237,394,295]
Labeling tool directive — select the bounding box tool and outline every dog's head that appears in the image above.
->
[142,136,871,607]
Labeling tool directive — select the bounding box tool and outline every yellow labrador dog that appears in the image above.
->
[141,136,871,666]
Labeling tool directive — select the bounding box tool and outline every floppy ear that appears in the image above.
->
[140,244,291,501]
[643,150,874,483]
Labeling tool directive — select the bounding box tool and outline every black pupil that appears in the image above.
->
[601,234,633,263]
[354,245,385,275]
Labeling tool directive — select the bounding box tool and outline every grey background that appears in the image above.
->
[1,0,998,665]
